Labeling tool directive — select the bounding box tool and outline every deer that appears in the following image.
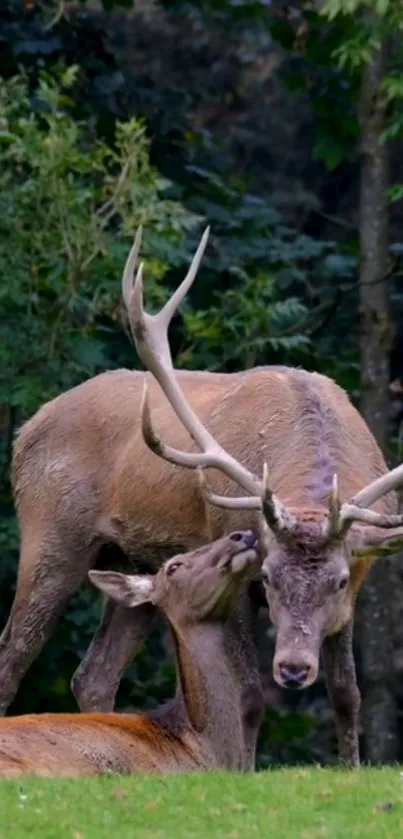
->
[0,530,262,777]
[2,227,403,768]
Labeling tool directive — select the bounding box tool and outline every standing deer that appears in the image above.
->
[0,531,261,777]
[120,226,403,768]
[1,227,403,767]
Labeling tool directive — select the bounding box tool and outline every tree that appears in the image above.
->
[357,36,397,765]
[319,0,403,762]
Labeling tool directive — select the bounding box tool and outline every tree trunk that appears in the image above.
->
[356,40,399,764]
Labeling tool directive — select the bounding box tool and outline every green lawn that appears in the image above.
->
[1,767,403,838]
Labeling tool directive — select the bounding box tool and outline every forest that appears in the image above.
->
[1,0,403,769]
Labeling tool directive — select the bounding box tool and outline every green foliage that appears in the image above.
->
[321,0,395,19]
[333,29,381,71]
[271,0,403,174]
[182,280,309,371]
[176,176,315,369]
[0,65,200,412]
[258,707,317,767]
[269,9,361,171]
[386,184,403,201]
[381,70,403,101]
[167,139,350,372]
[318,0,403,225]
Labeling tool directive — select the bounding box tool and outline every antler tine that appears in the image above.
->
[343,462,403,511]
[122,225,143,306]
[141,382,217,470]
[140,377,262,493]
[197,467,262,510]
[262,462,298,533]
[122,226,210,371]
[335,462,403,537]
[339,505,403,531]
[127,235,264,496]
[196,462,297,536]
[159,226,211,329]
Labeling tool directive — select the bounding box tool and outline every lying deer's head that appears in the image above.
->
[120,225,403,691]
[89,530,260,625]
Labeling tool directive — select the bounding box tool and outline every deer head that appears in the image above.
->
[121,226,403,691]
[89,530,260,626]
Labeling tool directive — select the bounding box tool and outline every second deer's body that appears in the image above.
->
[0,532,261,777]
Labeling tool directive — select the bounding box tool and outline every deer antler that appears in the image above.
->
[122,228,293,534]
[200,456,403,542]
[323,471,403,540]
[122,227,403,541]
[335,463,403,535]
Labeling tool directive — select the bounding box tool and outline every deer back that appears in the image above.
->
[12,366,394,560]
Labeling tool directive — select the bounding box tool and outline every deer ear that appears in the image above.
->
[349,525,403,560]
[88,570,154,607]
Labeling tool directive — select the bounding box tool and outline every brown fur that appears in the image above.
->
[1,364,400,766]
[11,367,393,551]
[0,533,262,777]
[0,714,183,777]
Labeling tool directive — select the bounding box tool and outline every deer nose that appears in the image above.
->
[278,663,310,689]
[230,530,256,548]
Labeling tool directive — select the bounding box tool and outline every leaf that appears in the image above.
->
[313,139,346,170]
[386,184,403,203]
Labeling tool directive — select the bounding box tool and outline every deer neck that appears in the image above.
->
[169,618,244,769]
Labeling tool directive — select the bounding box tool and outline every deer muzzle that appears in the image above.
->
[227,530,260,575]
[272,618,321,690]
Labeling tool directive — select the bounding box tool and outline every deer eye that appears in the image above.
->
[338,574,349,591]
[166,561,183,577]
[262,569,275,588]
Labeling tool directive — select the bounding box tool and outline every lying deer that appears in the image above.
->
[2,227,403,767]
[0,531,261,777]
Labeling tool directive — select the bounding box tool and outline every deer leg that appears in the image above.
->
[0,534,94,716]
[71,599,156,712]
[322,620,361,768]
[240,680,265,772]
[229,589,265,772]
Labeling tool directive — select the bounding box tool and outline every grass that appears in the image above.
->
[1,767,403,838]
